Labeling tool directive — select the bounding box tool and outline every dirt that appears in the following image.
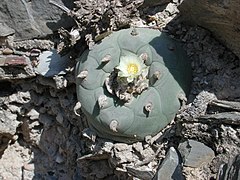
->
[0,1,239,180]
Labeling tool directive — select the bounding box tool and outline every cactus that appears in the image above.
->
[76,28,192,143]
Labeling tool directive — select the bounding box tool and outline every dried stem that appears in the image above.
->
[49,0,71,13]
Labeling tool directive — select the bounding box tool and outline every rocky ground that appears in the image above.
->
[0,0,239,180]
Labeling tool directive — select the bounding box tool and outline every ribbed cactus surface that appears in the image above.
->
[76,28,192,143]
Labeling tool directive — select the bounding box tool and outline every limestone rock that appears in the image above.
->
[0,109,19,136]
[0,142,32,180]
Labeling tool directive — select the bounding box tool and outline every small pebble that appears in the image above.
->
[56,113,64,124]
[23,163,34,171]
[26,109,40,120]
[3,48,13,55]
[55,153,65,164]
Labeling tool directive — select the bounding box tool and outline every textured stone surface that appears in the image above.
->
[154,147,184,180]
[0,0,75,40]
[76,27,192,143]
[200,112,240,126]
[179,0,240,58]
[178,140,215,168]
[0,110,19,136]
[0,56,35,80]
[0,22,15,37]
[217,154,240,180]
[0,142,31,180]
[142,0,171,7]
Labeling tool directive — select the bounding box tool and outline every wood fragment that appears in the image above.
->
[199,112,240,125]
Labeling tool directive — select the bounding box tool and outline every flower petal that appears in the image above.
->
[127,76,134,82]
[118,71,128,77]
[120,56,131,65]
[117,53,149,81]
[142,67,149,77]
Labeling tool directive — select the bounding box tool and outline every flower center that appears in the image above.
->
[127,63,138,75]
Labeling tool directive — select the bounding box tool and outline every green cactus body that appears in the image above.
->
[76,28,192,143]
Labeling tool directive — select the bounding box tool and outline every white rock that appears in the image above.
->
[26,109,40,120]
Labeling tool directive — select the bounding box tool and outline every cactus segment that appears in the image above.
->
[168,44,175,51]
[149,62,167,87]
[75,28,192,143]
[137,45,154,66]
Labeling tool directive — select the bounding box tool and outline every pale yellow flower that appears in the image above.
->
[116,54,148,82]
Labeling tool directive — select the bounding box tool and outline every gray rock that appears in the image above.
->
[39,114,55,127]
[22,163,35,180]
[178,140,215,168]
[8,91,31,104]
[6,104,21,114]
[56,113,64,125]
[0,109,19,136]
[211,99,240,111]
[36,76,56,88]
[142,0,170,7]
[0,0,75,40]
[179,0,240,59]
[53,75,67,89]
[0,142,32,180]
[13,39,54,50]
[199,112,240,126]
[55,153,65,164]
[217,154,240,180]
[126,166,154,180]
[177,91,217,120]
[26,109,40,120]
[36,50,70,77]
[0,22,15,37]
[0,56,35,80]
[165,3,179,15]
[154,147,184,180]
